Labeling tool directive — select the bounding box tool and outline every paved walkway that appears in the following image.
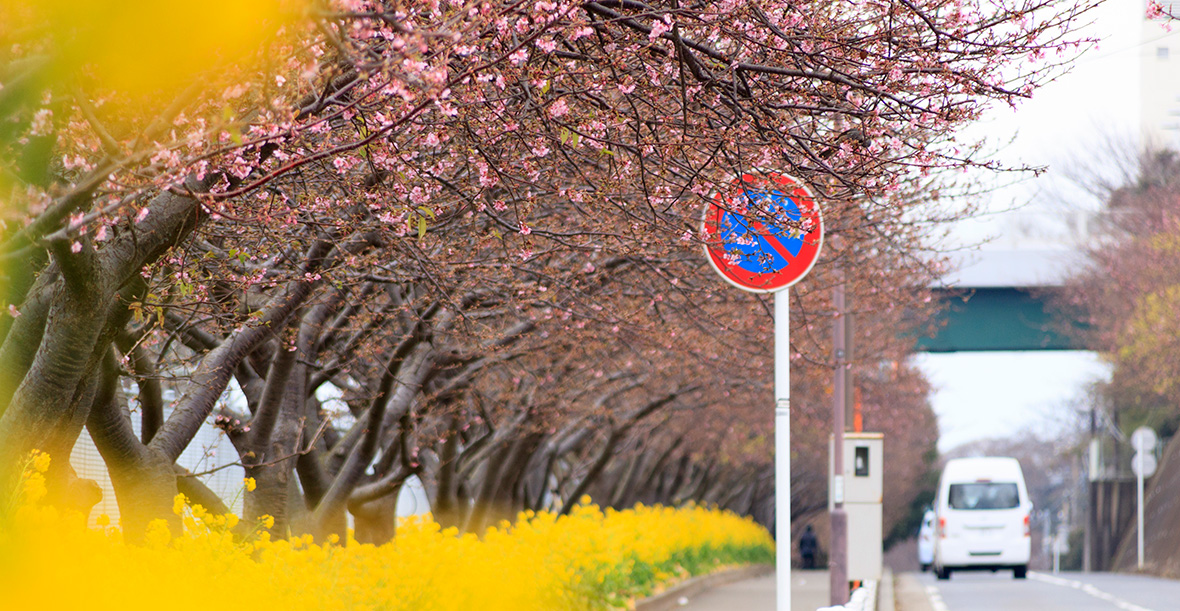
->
[893,572,933,611]
[679,569,830,610]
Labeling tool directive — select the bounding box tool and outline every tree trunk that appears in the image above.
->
[107,448,183,542]
[86,351,182,540]
[242,386,306,539]
[352,492,401,545]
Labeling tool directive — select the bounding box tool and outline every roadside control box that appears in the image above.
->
[829,432,884,581]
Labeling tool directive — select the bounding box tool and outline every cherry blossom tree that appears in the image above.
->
[1057,147,1180,430]
[0,0,1102,538]
[1053,143,1180,573]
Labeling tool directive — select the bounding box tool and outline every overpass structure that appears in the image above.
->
[915,250,1089,352]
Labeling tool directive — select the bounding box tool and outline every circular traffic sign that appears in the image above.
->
[1132,426,1158,452]
[1132,452,1158,478]
[701,172,824,293]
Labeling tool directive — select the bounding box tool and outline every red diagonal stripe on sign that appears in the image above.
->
[745,219,799,270]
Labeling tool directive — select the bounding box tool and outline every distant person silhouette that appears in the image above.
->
[799,524,818,569]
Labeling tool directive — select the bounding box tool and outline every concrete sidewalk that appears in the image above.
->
[892,572,933,611]
[678,569,830,610]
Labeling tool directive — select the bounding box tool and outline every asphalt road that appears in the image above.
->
[908,570,1180,611]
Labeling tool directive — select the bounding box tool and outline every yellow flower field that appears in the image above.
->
[1,453,773,610]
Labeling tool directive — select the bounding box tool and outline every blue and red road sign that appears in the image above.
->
[702,172,823,293]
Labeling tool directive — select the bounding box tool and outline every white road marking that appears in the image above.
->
[925,584,950,611]
[1029,572,1156,611]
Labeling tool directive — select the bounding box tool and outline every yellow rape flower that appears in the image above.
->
[20,471,47,504]
[172,493,187,516]
[2,456,773,611]
[31,450,51,473]
[144,519,172,548]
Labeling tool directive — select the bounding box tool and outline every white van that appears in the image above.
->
[932,457,1032,580]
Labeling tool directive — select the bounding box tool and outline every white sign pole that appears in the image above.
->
[702,172,819,611]
[1137,435,1145,570]
[1053,528,1061,573]
[775,289,791,611]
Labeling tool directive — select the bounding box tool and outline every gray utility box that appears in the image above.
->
[829,432,884,581]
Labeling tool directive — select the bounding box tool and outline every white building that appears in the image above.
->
[69,381,429,530]
[1141,2,1180,148]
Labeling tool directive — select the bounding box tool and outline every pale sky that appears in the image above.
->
[913,351,1110,452]
[913,0,1174,452]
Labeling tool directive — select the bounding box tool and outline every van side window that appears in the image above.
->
[947,483,1019,510]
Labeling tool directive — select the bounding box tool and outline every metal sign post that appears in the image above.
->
[775,290,791,610]
[702,171,823,611]
[1131,426,1157,570]
[1137,444,1145,571]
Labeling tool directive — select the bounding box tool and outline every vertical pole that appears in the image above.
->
[1043,514,1051,568]
[1137,437,1145,570]
[830,278,849,606]
[826,127,848,607]
[1053,526,1061,573]
[843,304,855,430]
[1083,408,1096,572]
[775,289,791,611]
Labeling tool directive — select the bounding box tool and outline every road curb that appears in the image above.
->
[879,567,895,611]
[893,572,935,611]
[634,564,774,611]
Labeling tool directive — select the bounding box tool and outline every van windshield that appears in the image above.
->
[947,483,1019,510]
